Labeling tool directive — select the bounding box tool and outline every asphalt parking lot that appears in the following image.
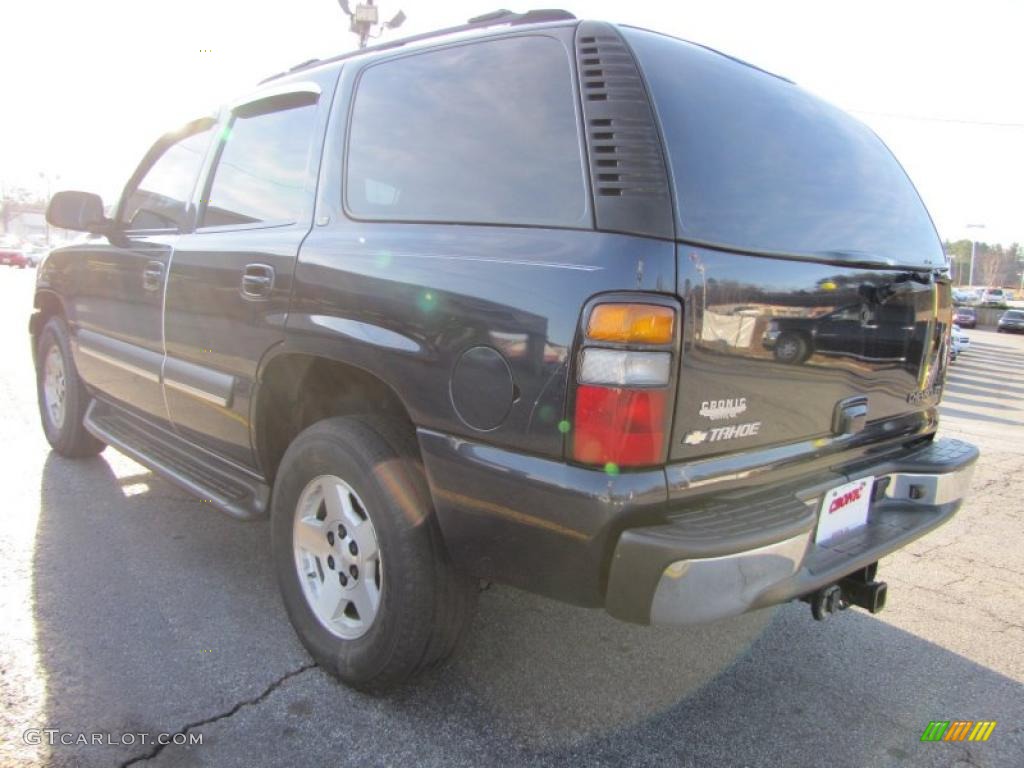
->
[1,267,1022,768]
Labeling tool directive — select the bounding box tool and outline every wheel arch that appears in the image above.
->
[251,340,418,482]
[30,289,69,363]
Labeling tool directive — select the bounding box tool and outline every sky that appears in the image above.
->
[2,0,1021,245]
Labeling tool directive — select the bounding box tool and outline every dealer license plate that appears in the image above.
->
[815,477,873,544]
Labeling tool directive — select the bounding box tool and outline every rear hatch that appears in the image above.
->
[622,27,951,460]
[671,247,949,459]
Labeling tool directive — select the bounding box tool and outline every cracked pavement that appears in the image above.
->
[1,268,1022,767]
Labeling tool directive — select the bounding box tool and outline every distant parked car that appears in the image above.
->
[980,288,1006,306]
[997,309,1024,333]
[0,247,28,268]
[22,246,48,267]
[953,306,976,328]
[950,325,970,360]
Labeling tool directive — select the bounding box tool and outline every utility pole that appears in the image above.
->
[39,172,56,247]
[338,0,406,49]
[966,223,986,288]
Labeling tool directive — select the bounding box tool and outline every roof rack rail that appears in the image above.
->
[467,9,576,25]
[261,8,577,84]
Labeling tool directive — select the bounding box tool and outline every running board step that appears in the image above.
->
[84,399,269,520]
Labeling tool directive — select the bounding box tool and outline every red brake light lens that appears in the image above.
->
[572,385,669,468]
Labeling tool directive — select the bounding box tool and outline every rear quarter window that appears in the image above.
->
[622,27,944,267]
[345,35,588,228]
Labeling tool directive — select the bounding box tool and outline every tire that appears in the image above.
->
[36,316,106,458]
[271,416,477,691]
[773,332,809,364]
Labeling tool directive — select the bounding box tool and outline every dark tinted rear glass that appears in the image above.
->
[623,27,943,267]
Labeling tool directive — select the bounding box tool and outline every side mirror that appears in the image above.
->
[46,191,109,233]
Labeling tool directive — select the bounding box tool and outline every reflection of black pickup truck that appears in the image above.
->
[32,10,978,691]
[764,302,923,365]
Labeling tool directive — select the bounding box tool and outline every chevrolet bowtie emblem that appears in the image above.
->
[683,430,709,445]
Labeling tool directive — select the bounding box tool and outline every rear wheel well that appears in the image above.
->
[254,354,416,481]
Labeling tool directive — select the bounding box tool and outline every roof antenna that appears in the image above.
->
[338,0,406,49]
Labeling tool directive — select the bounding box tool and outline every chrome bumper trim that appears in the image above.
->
[651,532,809,625]
[882,463,976,507]
[649,459,975,626]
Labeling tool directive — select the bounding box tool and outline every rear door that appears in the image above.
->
[162,73,336,467]
[71,120,215,423]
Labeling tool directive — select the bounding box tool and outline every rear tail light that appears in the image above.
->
[574,386,669,468]
[571,301,677,469]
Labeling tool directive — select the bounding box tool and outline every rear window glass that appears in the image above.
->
[622,27,943,267]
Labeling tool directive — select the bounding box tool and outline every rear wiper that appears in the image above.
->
[861,272,932,305]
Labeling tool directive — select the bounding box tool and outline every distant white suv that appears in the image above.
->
[980,288,1005,306]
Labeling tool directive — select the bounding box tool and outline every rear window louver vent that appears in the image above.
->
[575,22,674,240]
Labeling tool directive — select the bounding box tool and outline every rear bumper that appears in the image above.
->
[418,428,977,620]
[610,437,977,624]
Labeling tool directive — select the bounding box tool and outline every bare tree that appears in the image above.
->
[976,244,1014,288]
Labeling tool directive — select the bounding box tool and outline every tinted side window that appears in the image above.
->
[201,98,319,228]
[346,36,587,227]
[122,127,212,231]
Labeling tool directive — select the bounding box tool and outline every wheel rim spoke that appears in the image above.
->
[294,516,329,556]
[348,577,379,622]
[314,576,345,621]
[322,481,346,521]
[351,520,379,561]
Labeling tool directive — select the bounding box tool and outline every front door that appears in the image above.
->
[71,120,215,423]
[162,76,335,468]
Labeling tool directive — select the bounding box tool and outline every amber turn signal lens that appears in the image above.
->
[586,304,674,344]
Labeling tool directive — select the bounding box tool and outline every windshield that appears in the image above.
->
[1005,311,1024,319]
[622,27,944,268]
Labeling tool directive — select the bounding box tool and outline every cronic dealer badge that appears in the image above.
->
[699,397,748,420]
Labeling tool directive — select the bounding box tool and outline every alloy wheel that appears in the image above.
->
[42,345,67,430]
[293,474,383,639]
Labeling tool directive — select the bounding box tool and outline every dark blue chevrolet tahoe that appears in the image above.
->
[33,10,978,690]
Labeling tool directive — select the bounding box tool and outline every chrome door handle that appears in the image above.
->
[143,261,165,292]
[241,263,274,299]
